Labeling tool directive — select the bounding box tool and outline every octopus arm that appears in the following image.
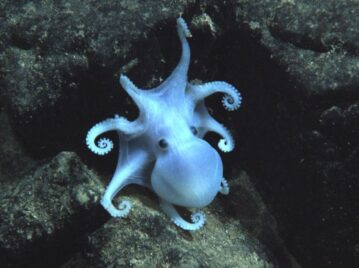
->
[219,178,230,195]
[160,200,206,231]
[204,117,235,153]
[86,115,143,155]
[194,102,235,153]
[188,81,242,111]
[120,17,191,99]
[119,74,147,112]
[151,17,191,93]
[101,150,149,217]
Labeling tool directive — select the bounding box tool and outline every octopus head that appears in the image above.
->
[151,138,223,208]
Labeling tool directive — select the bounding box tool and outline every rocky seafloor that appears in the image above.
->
[0,0,358,267]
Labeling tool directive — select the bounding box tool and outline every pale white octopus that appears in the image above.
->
[86,17,241,230]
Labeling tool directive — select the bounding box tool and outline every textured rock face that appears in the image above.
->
[0,152,105,267]
[0,1,292,268]
[0,0,357,267]
[225,1,359,267]
[0,0,196,156]
[62,181,275,268]
[0,153,281,268]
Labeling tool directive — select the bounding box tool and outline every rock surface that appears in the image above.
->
[63,176,277,268]
[0,149,288,267]
[226,1,359,267]
[0,0,358,267]
[0,0,293,267]
[0,152,104,267]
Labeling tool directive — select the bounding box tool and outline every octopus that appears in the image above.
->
[86,17,241,230]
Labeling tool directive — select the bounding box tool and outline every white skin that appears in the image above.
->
[86,17,241,231]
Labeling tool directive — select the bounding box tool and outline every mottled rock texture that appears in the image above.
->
[0,0,293,267]
[0,152,105,267]
[62,175,275,268]
[0,0,357,267]
[227,1,359,267]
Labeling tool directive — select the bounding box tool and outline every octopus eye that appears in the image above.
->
[190,126,198,135]
[158,138,169,149]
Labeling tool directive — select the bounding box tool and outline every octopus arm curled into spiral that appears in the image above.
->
[220,178,230,195]
[160,200,206,231]
[192,101,236,153]
[86,115,144,155]
[206,119,235,153]
[188,81,242,111]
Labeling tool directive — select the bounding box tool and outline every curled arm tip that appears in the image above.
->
[219,178,230,195]
[160,200,206,231]
[101,198,132,218]
[86,121,115,155]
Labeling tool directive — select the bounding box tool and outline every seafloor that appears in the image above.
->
[0,1,358,267]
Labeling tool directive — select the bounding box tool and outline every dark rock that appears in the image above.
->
[1,0,357,267]
[223,170,299,267]
[0,111,37,182]
[0,1,289,266]
[62,174,276,268]
[224,0,359,267]
[0,0,195,157]
[0,151,104,267]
